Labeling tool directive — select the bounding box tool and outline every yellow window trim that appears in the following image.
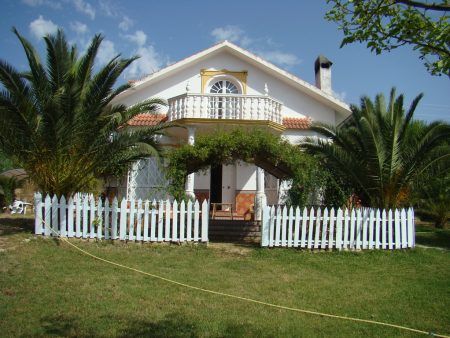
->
[200,69,248,94]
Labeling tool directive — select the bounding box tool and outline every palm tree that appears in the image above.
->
[0,29,168,196]
[303,88,450,209]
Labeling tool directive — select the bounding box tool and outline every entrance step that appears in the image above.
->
[209,220,261,243]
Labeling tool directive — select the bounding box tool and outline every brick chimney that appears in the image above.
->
[315,55,333,95]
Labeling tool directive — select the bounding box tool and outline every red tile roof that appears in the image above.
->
[127,114,311,130]
[127,113,168,126]
[282,117,311,130]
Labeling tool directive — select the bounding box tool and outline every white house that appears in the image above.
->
[109,40,351,219]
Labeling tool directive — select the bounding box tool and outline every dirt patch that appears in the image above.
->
[207,242,254,256]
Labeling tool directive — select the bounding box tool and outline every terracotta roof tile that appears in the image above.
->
[127,113,168,126]
[282,117,311,130]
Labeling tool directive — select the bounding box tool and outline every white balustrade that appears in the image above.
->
[167,93,282,124]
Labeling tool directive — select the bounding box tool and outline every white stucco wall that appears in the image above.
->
[116,50,343,125]
[236,162,256,191]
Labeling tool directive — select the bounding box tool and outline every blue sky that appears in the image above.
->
[2,0,449,122]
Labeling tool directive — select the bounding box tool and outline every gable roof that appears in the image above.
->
[118,40,351,117]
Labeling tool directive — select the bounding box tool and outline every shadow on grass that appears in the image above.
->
[416,229,450,250]
[40,313,265,337]
[0,215,34,236]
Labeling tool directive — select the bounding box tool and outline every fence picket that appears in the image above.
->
[275,206,281,246]
[281,206,287,247]
[314,208,321,249]
[401,209,407,248]
[59,196,67,237]
[293,207,300,247]
[342,209,348,249]
[388,210,393,250]
[368,209,374,249]
[355,209,362,250]
[129,199,136,241]
[375,209,380,249]
[150,200,157,241]
[136,199,142,241]
[34,193,43,235]
[201,200,209,242]
[394,209,401,249]
[328,208,335,250]
[321,208,329,249]
[44,195,51,236]
[82,196,88,238]
[186,200,192,241]
[89,197,96,239]
[97,198,103,239]
[287,207,294,247]
[307,208,314,249]
[104,199,110,240]
[172,200,178,241]
[111,197,118,240]
[349,209,356,249]
[52,195,59,236]
[179,200,185,242]
[143,200,149,242]
[119,198,127,240]
[165,199,171,241]
[381,210,387,249]
[300,207,307,248]
[194,200,200,241]
[407,208,414,248]
[269,206,275,247]
[158,200,164,241]
[362,209,368,249]
[336,208,343,250]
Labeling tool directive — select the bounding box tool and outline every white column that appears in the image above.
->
[185,127,196,199]
[254,167,267,221]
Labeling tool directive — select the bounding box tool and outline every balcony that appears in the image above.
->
[167,93,283,124]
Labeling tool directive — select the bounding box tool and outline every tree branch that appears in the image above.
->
[394,0,450,11]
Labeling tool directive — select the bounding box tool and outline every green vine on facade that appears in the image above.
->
[164,128,323,204]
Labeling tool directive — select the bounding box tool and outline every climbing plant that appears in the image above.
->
[165,128,323,204]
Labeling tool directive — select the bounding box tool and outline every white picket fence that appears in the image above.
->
[34,193,209,243]
[261,206,415,250]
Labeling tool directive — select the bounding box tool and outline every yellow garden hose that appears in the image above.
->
[43,223,448,337]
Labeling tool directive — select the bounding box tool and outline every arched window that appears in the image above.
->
[208,79,240,119]
[209,80,239,94]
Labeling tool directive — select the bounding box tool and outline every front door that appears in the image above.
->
[210,165,222,204]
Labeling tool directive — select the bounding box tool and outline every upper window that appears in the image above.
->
[210,80,239,94]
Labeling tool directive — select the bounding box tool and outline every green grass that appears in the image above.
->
[1,215,449,337]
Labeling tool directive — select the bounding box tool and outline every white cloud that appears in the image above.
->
[29,15,58,39]
[119,16,133,31]
[125,45,165,79]
[257,50,301,67]
[98,0,118,17]
[124,30,147,47]
[70,21,88,35]
[22,0,61,9]
[210,25,251,47]
[97,39,117,65]
[71,0,95,20]
[210,25,300,68]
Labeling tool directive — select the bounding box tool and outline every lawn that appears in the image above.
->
[1,215,449,337]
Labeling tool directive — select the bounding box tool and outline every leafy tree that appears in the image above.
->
[0,29,168,196]
[413,159,449,228]
[302,88,450,209]
[0,150,14,173]
[325,0,450,76]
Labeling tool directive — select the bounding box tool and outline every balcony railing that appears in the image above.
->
[167,93,282,124]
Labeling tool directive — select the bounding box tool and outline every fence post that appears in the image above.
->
[34,192,42,235]
[261,203,270,247]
